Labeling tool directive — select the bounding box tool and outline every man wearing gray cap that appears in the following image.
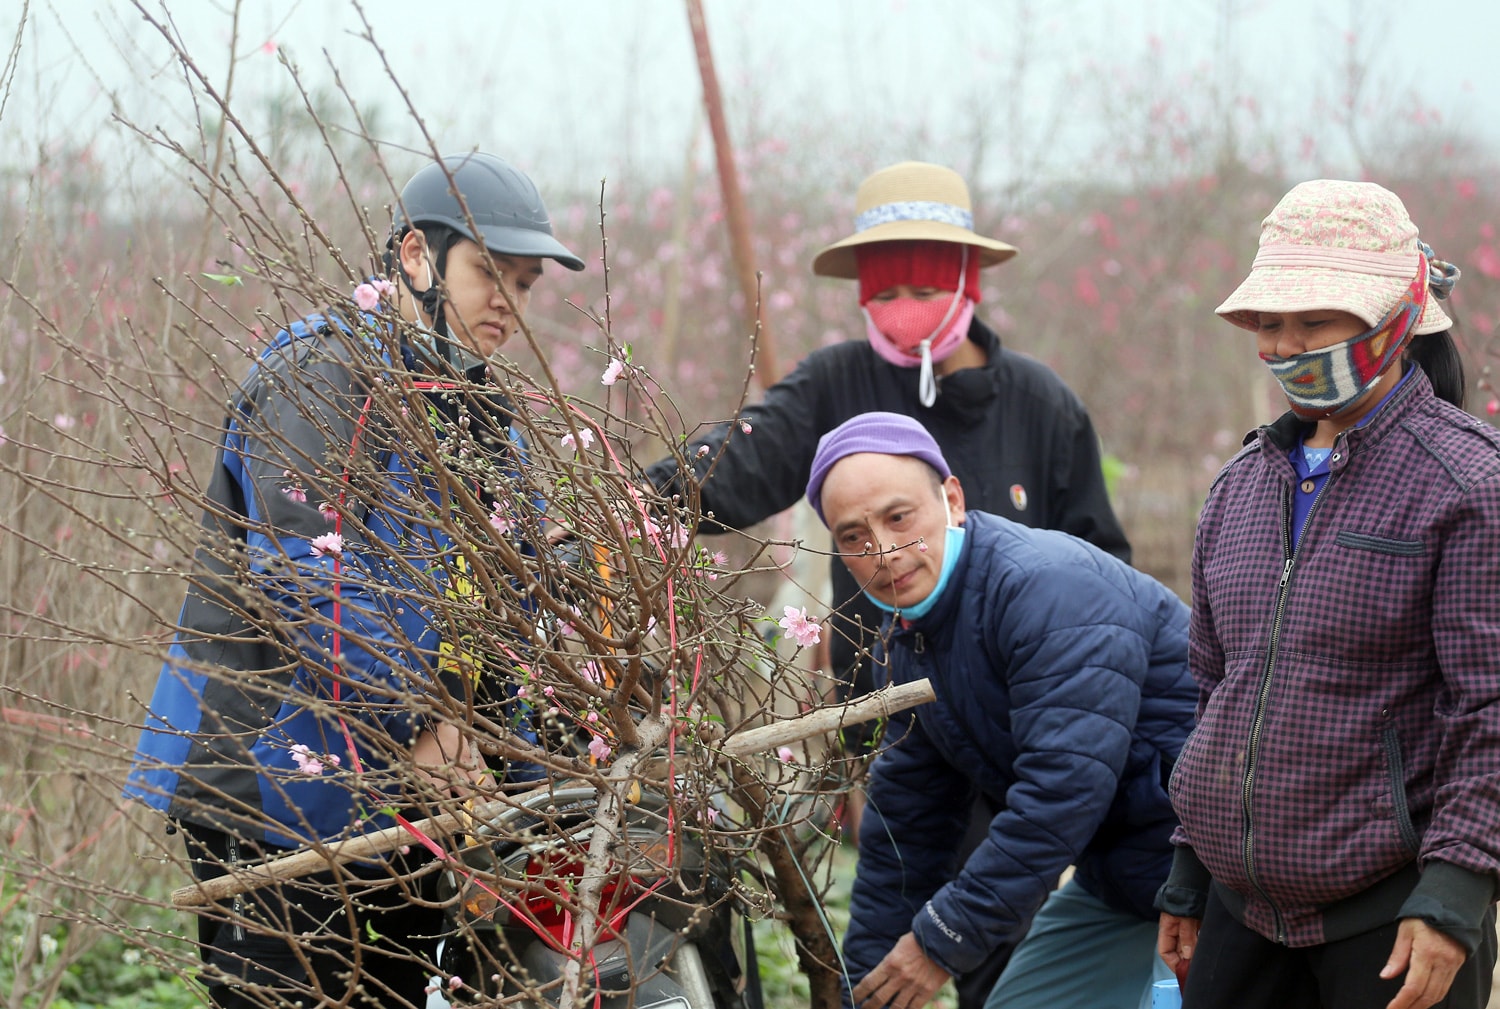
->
[125,152,584,1009]
[810,412,1194,1009]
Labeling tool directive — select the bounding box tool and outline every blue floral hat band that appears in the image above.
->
[855,200,975,233]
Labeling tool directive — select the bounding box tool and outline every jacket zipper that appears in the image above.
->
[1239,465,1337,943]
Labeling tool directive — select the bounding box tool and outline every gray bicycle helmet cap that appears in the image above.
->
[393,152,584,271]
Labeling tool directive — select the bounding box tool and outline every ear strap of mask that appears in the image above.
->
[392,225,463,362]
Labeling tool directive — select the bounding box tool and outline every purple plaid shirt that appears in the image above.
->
[1172,369,1500,946]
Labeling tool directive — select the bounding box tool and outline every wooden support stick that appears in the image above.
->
[171,679,934,907]
[684,0,779,387]
[719,678,935,759]
[171,786,551,908]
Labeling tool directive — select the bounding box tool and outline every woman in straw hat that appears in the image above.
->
[1156,180,1498,1009]
[645,160,1129,1007]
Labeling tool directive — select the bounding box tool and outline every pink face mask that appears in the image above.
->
[862,249,975,406]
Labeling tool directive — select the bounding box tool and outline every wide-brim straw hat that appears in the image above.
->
[812,161,1019,279]
[1216,179,1452,335]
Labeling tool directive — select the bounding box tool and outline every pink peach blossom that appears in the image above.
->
[353,283,381,312]
[309,532,344,558]
[778,606,821,648]
[561,428,595,451]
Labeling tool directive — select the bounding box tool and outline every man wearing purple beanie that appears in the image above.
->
[645,162,1129,1009]
[815,413,1195,1009]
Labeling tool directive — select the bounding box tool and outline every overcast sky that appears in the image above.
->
[5,0,1497,195]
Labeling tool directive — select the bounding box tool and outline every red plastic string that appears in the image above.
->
[324,389,563,948]
[318,381,711,961]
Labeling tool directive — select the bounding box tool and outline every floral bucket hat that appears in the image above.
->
[812,161,1018,279]
[1216,179,1455,335]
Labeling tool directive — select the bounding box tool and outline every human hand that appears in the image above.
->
[411,723,485,799]
[1381,917,1466,1009]
[851,932,950,1009]
[1157,913,1199,988]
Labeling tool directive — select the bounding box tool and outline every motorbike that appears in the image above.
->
[437,780,763,1009]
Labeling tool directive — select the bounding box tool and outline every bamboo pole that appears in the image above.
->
[171,678,935,907]
[169,788,548,908]
[684,0,780,388]
[719,678,933,758]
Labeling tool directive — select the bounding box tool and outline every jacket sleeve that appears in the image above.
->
[1168,491,1227,854]
[843,716,974,987]
[1186,478,1228,709]
[1404,467,1500,950]
[233,332,427,742]
[1047,391,1132,563]
[643,351,831,530]
[910,562,1154,974]
[1155,843,1212,918]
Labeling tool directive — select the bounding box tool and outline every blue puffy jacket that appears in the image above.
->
[843,511,1195,985]
[124,309,537,848]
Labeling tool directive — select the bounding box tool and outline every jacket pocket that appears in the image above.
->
[1380,711,1421,856]
[1335,531,1425,557]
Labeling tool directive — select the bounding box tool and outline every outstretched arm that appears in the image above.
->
[643,351,832,530]
[843,715,971,995]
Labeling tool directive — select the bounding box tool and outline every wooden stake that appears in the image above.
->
[684,0,780,388]
[171,678,934,907]
[719,678,935,758]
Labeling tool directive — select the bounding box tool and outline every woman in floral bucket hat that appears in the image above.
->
[1156,179,1500,1009]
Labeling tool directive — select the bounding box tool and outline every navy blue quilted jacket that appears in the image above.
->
[842,512,1195,983]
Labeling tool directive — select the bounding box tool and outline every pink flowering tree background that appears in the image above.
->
[1,3,1499,1008]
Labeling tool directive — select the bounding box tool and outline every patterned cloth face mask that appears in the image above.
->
[1259,257,1429,420]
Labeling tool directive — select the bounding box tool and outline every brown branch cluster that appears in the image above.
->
[0,5,865,1008]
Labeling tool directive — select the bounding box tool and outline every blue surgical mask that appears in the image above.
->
[863,524,966,620]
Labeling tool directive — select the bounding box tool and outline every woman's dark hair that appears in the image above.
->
[1406,329,1466,409]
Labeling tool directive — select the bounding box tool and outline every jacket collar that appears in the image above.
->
[1252,366,1432,472]
[893,512,976,641]
[925,318,1004,421]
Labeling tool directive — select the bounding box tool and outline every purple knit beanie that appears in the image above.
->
[806,412,952,524]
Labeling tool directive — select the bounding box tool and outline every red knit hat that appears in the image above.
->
[856,240,983,305]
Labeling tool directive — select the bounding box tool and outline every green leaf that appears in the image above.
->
[1100,452,1129,504]
[201,272,243,287]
